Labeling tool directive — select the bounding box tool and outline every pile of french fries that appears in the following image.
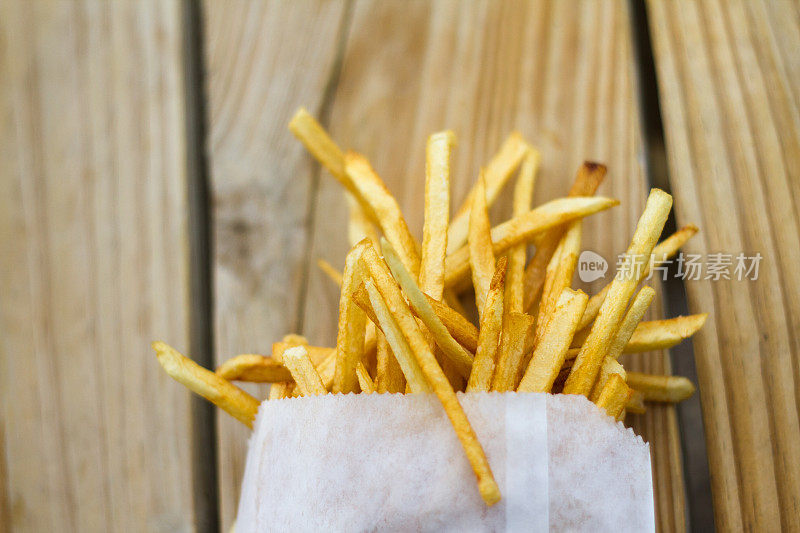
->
[154,108,706,506]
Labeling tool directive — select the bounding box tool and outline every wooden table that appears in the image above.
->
[1,1,797,531]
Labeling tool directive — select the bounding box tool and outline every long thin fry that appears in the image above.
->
[534,218,582,341]
[382,239,474,377]
[445,196,619,288]
[577,224,699,330]
[153,341,260,428]
[595,373,632,419]
[506,150,540,314]
[356,362,376,393]
[490,312,535,392]
[623,313,708,353]
[564,189,672,396]
[518,289,588,393]
[317,258,343,287]
[272,342,332,366]
[626,372,696,402]
[333,242,368,394]
[447,132,530,254]
[589,358,627,404]
[282,346,327,396]
[347,193,380,246]
[469,173,495,315]
[376,332,405,393]
[216,354,292,382]
[363,279,430,393]
[523,162,606,312]
[345,152,421,276]
[361,242,500,505]
[466,258,507,392]
[420,130,455,299]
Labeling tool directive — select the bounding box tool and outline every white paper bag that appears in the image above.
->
[237,392,654,532]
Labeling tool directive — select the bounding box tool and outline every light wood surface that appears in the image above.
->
[648,0,800,530]
[201,0,350,527]
[0,1,197,531]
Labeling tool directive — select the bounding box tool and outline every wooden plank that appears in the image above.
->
[200,1,350,528]
[0,1,197,531]
[647,0,800,530]
[301,1,685,529]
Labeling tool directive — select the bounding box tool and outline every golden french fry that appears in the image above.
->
[153,341,260,428]
[317,258,343,287]
[505,150,540,314]
[627,372,696,402]
[624,313,708,353]
[564,189,672,396]
[383,238,474,377]
[376,332,406,393]
[420,130,455,299]
[589,358,627,403]
[523,162,606,312]
[216,354,291,383]
[447,132,530,254]
[316,349,338,391]
[268,382,293,400]
[289,108,346,187]
[466,258,507,392]
[588,286,655,401]
[469,173,495,315]
[282,346,327,396]
[356,362,376,394]
[345,152,421,276]
[534,219,582,343]
[577,224,699,330]
[518,289,588,393]
[362,242,500,504]
[626,389,646,415]
[595,373,632,419]
[423,295,478,353]
[445,196,619,288]
[363,279,430,393]
[490,312,535,392]
[272,342,333,367]
[333,242,369,394]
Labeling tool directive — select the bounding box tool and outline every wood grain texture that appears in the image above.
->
[0,1,196,531]
[300,1,685,528]
[201,0,350,528]
[648,0,800,530]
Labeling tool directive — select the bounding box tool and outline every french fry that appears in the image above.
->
[216,354,292,383]
[534,218,582,342]
[445,196,619,288]
[589,286,655,401]
[361,242,501,505]
[518,289,588,393]
[333,242,368,394]
[623,313,708,353]
[595,373,632,419]
[289,108,347,189]
[506,150,540,314]
[523,162,606,312]
[466,258,507,392]
[626,389,646,415]
[469,173,495,315]
[420,130,455,299]
[345,152,421,276]
[363,279,430,393]
[447,132,530,254]
[490,312,535,392]
[356,362,376,394]
[627,372,696,402]
[153,341,260,428]
[589,358,627,403]
[376,332,405,393]
[282,346,327,396]
[382,238,474,377]
[317,258,343,287]
[564,189,672,396]
[272,342,333,366]
[316,349,338,391]
[577,224,699,331]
